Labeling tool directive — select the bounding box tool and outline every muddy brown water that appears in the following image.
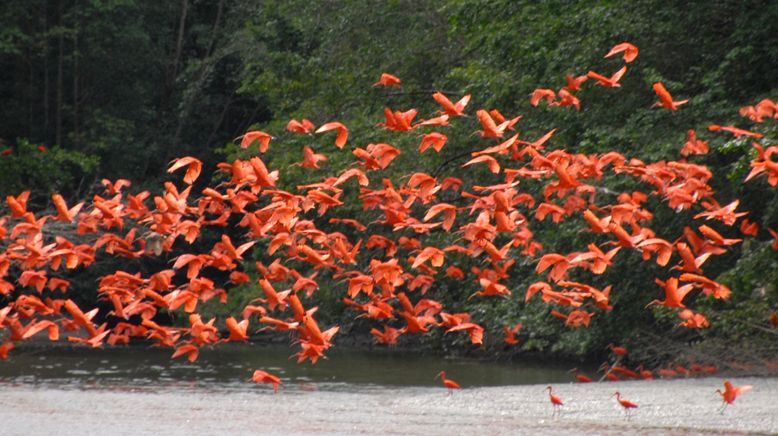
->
[0,343,577,390]
[0,345,776,435]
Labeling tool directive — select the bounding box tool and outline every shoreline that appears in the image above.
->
[0,377,775,435]
[10,337,778,381]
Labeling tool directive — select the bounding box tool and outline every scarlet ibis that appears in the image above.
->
[435,371,461,393]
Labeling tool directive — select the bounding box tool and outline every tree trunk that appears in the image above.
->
[205,91,234,147]
[72,0,79,148]
[170,0,224,154]
[206,0,224,56]
[43,2,49,141]
[28,35,34,138]
[56,0,64,146]
[167,0,189,99]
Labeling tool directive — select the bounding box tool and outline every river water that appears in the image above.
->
[0,343,577,390]
[1,345,776,435]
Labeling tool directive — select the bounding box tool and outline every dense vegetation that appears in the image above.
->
[1,0,777,365]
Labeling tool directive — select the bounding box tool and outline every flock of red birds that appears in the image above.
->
[0,41,776,407]
[534,378,758,418]
[437,344,753,416]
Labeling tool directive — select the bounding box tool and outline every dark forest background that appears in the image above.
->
[1,0,777,362]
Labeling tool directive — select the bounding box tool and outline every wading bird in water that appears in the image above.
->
[716,380,752,413]
[435,370,461,393]
[546,385,564,416]
[613,391,638,418]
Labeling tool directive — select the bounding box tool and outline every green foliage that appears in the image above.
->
[1,0,777,360]
[0,138,98,199]
[182,1,778,359]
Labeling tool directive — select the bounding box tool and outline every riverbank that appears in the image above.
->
[1,377,775,435]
